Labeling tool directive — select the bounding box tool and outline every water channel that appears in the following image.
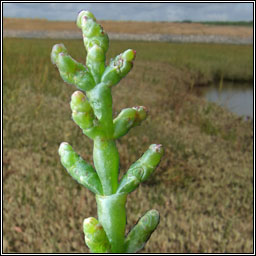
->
[199,82,253,119]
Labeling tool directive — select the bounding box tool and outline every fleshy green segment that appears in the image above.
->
[58,142,103,195]
[83,217,111,253]
[70,91,99,139]
[51,44,95,91]
[96,193,127,253]
[101,49,136,87]
[86,82,113,136]
[77,10,109,53]
[117,144,164,194]
[77,10,109,83]
[113,106,147,139]
[93,138,119,195]
[86,44,106,84]
[124,209,160,253]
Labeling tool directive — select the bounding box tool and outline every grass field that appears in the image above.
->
[3,38,253,253]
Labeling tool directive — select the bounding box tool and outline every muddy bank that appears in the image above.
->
[3,29,252,45]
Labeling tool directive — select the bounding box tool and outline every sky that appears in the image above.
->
[2,2,254,22]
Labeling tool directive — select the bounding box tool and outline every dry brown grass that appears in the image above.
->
[3,17,253,38]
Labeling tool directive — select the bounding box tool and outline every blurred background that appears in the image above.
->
[3,2,254,253]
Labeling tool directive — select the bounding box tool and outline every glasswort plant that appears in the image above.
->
[51,10,164,253]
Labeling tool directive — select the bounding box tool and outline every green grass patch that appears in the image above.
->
[107,40,253,84]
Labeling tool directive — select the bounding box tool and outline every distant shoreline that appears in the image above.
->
[3,30,253,45]
[3,17,252,38]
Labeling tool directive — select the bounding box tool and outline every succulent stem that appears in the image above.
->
[52,10,164,253]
